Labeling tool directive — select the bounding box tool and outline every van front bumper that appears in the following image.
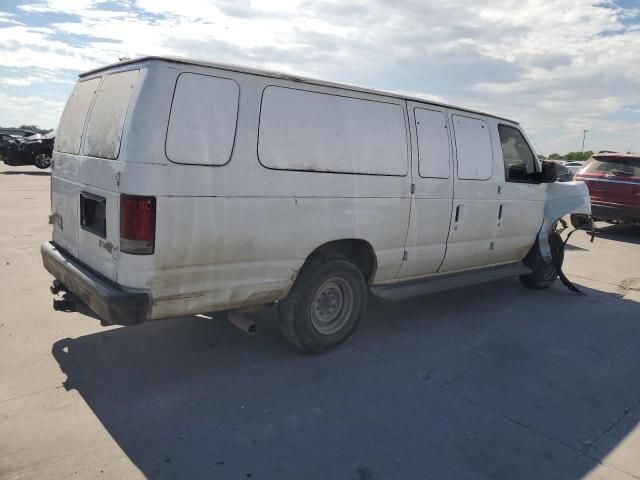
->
[41,241,150,326]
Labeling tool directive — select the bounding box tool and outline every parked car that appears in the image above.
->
[2,130,55,168]
[0,128,38,138]
[0,133,20,164]
[41,56,590,353]
[563,161,585,178]
[572,152,640,226]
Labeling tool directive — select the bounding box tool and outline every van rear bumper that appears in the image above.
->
[41,241,150,326]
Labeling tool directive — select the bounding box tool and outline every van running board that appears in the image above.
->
[370,263,532,303]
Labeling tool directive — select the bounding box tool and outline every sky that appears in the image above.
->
[0,0,639,155]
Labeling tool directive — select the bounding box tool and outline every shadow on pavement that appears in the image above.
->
[0,170,50,176]
[593,223,640,245]
[52,279,640,479]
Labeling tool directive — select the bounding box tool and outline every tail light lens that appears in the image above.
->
[120,194,156,254]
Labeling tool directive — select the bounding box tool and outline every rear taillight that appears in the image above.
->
[120,194,156,254]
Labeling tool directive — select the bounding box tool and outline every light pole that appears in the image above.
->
[581,129,588,154]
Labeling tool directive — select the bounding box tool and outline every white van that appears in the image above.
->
[42,56,590,352]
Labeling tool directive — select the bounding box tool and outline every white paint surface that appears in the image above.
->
[258,86,408,176]
[453,115,494,181]
[166,73,239,165]
[415,108,450,179]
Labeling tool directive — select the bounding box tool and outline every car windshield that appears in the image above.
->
[583,155,640,178]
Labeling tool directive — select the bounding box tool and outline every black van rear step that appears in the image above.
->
[370,263,531,302]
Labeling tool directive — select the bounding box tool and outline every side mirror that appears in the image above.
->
[540,161,558,183]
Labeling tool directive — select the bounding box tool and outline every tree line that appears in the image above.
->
[547,151,594,162]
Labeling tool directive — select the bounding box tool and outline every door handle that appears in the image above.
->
[455,205,461,222]
[498,204,503,220]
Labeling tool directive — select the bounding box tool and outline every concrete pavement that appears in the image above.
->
[1,164,639,479]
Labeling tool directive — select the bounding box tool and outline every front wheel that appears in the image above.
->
[279,255,367,353]
[34,152,51,169]
[519,231,564,289]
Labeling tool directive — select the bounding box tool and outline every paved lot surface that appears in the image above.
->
[1,163,639,480]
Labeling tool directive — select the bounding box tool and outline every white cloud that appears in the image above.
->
[0,0,638,153]
[0,92,65,128]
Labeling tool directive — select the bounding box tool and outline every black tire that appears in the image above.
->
[570,214,590,229]
[519,231,564,289]
[279,255,367,353]
[33,152,51,169]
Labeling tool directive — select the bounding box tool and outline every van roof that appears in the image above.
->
[79,56,519,124]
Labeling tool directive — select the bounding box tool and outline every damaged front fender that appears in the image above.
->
[539,181,591,261]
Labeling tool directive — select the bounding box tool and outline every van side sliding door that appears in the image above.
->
[438,112,501,272]
[396,103,454,279]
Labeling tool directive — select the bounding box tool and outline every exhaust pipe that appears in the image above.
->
[227,310,259,335]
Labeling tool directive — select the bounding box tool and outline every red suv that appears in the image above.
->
[572,152,640,226]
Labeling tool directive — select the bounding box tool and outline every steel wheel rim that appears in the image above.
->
[310,277,354,335]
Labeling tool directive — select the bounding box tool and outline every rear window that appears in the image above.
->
[84,70,140,160]
[258,86,408,176]
[583,156,640,178]
[55,78,100,155]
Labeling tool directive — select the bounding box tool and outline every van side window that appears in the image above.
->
[452,115,493,180]
[415,108,450,178]
[166,73,240,166]
[258,86,408,176]
[55,78,101,155]
[498,125,537,182]
[84,70,139,160]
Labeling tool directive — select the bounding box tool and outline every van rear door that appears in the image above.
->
[52,77,101,259]
[52,69,140,281]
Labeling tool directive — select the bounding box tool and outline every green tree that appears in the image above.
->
[548,153,563,160]
[568,151,593,161]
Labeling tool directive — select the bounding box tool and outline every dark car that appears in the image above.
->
[0,133,20,164]
[2,130,55,169]
[572,152,640,226]
[0,128,38,138]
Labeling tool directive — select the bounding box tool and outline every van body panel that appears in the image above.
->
[117,195,409,319]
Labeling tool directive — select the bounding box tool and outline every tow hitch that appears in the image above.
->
[49,280,107,324]
[50,280,79,312]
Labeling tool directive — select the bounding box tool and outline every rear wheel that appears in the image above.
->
[279,255,367,353]
[519,231,564,290]
[34,152,51,169]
